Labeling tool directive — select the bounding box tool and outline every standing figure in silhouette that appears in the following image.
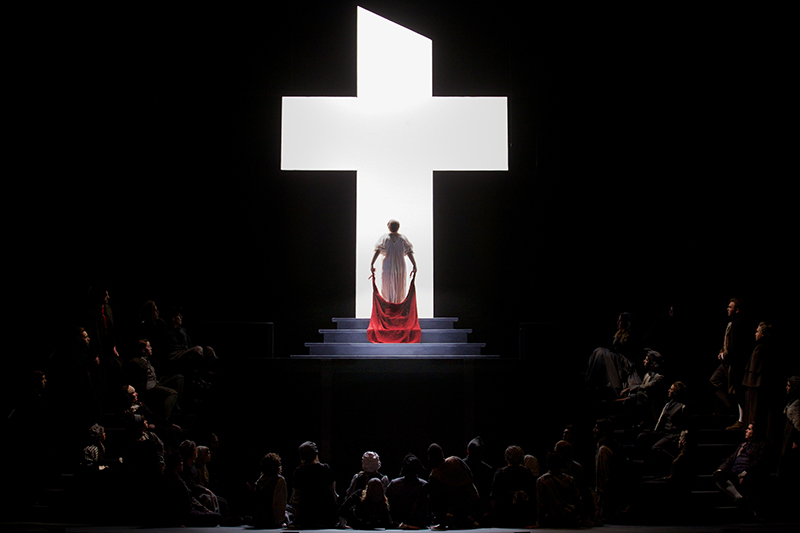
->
[371,219,417,303]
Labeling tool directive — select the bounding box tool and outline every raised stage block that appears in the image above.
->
[293,317,495,359]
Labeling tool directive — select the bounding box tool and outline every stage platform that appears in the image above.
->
[4,522,800,533]
[295,317,495,358]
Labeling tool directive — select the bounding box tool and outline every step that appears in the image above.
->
[696,427,749,444]
[332,317,458,329]
[304,342,486,356]
[291,353,498,359]
[321,329,471,343]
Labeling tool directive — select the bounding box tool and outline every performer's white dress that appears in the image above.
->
[374,233,414,303]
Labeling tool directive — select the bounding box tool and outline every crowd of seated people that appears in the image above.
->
[3,287,224,520]
[5,290,799,528]
[7,375,800,528]
[10,379,796,530]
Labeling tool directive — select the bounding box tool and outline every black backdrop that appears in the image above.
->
[6,0,797,505]
[12,1,794,384]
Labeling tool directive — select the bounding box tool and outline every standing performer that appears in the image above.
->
[370,219,417,303]
[368,220,420,344]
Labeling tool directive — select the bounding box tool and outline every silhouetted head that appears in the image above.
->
[197,446,211,465]
[504,445,524,466]
[788,376,800,399]
[138,339,152,357]
[88,423,105,443]
[594,418,613,440]
[644,350,663,370]
[755,321,772,341]
[362,451,381,473]
[261,452,282,477]
[140,300,159,322]
[467,436,484,460]
[90,286,110,307]
[76,327,90,347]
[427,443,444,467]
[668,381,687,402]
[32,370,46,391]
[387,219,400,233]
[298,441,319,464]
[554,440,573,461]
[362,477,387,504]
[179,440,198,463]
[400,453,424,478]
[617,312,633,332]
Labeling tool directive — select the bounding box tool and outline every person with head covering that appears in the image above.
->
[385,453,429,529]
[346,451,389,497]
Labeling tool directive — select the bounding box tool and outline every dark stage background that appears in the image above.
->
[8,0,796,489]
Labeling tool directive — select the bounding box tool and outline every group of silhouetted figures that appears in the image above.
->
[4,286,223,523]
[4,293,800,528]
[584,299,800,522]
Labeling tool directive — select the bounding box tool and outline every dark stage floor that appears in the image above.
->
[3,524,800,533]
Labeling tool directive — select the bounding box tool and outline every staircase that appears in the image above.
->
[615,412,784,524]
[293,317,496,358]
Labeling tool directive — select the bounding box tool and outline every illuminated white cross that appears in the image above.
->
[282,7,507,318]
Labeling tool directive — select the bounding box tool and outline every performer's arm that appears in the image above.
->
[370,250,380,273]
[408,252,417,275]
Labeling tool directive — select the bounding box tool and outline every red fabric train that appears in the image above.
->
[367,273,421,343]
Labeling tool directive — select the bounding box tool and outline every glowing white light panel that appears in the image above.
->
[282,7,508,318]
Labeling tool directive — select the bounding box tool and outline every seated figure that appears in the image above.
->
[157,453,221,527]
[427,443,480,529]
[345,451,389,498]
[536,453,582,528]
[490,445,537,527]
[385,453,429,529]
[618,350,666,425]
[289,441,338,529]
[637,381,689,474]
[339,478,393,529]
[253,452,287,529]
[586,312,643,399]
[713,422,768,514]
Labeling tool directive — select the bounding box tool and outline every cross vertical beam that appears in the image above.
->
[282,7,508,318]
